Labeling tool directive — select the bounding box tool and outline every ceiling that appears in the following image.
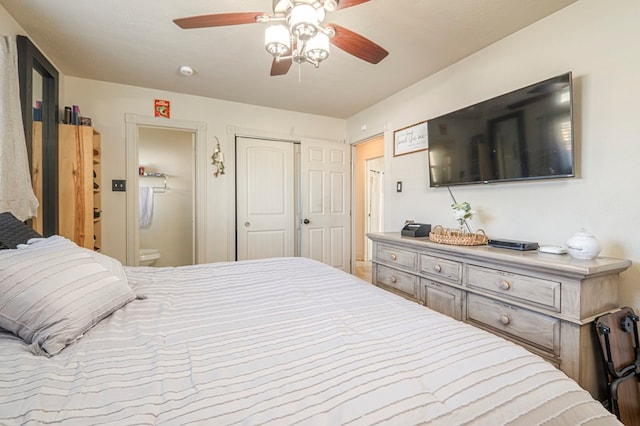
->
[1,0,577,119]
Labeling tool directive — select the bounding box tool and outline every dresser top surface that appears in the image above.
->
[368,232,631,278]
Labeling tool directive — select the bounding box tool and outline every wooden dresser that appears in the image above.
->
[368,232,631,400]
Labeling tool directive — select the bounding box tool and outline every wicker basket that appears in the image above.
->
[429,225,488,246]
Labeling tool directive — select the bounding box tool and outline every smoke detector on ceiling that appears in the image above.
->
[179,65,194,76]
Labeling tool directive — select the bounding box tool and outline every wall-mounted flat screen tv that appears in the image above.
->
[428,72,574,187]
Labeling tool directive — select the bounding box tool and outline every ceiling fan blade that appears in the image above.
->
[270,58,293,76]
[173,12,263,29]
[337,0,370,10]
[329,24,388,64]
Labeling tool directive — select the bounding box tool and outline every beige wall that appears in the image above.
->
[346,0,640,312]
[0,9,66,98]
[0,7,23,36]
[62,77,346,264]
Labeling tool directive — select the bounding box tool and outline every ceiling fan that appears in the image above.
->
[173,0,389,76]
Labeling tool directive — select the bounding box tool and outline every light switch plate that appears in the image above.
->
[112,179,126,192]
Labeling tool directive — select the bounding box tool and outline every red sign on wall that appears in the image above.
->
[154,99,170,118]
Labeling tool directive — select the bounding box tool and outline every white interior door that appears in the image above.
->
[300,139,351,272]
[236,137,295,260]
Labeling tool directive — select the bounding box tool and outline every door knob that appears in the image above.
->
[244,222,250,227]
[303,218,310,224]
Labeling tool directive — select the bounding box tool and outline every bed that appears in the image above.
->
[0,215,620,425]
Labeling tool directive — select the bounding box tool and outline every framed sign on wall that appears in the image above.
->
[393,120,428,156]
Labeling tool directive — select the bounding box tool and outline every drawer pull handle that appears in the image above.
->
[434,264,442,273]
[500,280,511,291]
[499,314,511,325]
[391,254,397,261]
[390,276,397,283]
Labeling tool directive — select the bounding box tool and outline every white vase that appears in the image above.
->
[566,229,602,260]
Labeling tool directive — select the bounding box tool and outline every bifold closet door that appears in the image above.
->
[236,137,295,260]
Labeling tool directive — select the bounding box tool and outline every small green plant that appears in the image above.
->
[451,201,474,232]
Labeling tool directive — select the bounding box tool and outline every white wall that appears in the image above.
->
[346,0,640,312]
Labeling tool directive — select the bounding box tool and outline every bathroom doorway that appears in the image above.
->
[124,114,207,266]
[138,127,194,267]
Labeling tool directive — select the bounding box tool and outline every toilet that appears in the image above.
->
[139,248,161,266]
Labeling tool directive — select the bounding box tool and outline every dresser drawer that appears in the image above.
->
[420,254,462,283]
[375,264,419,300]
[423,279,463,321]
[375,244,418,271]
[467,294,560,355]
[467,265,561,312]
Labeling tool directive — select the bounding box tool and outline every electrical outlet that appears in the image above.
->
[112,179,126,192]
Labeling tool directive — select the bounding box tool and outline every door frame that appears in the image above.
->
[351,134,385,272]
[124,113,207,266]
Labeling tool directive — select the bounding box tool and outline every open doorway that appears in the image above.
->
[124,114,207,266]
[353,135,384,282]
[138,127,194,267]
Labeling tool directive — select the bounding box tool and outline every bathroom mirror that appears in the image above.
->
[17,35,59,236]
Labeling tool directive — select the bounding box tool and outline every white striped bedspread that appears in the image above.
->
[1,257,619,425]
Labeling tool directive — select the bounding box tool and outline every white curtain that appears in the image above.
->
[0,36,38,221]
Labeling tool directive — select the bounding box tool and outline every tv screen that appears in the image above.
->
[428,72,574,187]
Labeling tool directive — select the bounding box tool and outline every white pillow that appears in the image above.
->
[0,236,135,356]
[25,237,129,285]
[86,249,129,284]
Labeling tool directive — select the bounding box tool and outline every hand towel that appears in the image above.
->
[139,186,153,228]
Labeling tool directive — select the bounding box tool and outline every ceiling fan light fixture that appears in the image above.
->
[323,0,339,12]
[265,25,291,56]
[173,0,388,76]
[306,32,330,65]
[289,4,318,41]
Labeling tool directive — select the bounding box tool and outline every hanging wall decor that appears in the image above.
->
[154,99,170,118]
[393,120,428,156]
[211,137,225,177]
